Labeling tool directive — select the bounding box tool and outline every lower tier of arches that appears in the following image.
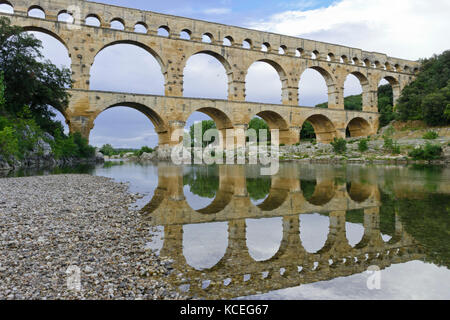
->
[65,89,379,146]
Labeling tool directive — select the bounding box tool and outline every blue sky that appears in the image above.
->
[2,0,449,148]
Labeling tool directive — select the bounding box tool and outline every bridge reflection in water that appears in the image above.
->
[140,164,425,300]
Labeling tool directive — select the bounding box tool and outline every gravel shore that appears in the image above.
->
[0,174,184,300]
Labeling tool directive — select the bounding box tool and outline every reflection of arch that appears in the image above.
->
[254,111,289,131]
[257,189,289,211]
[346,182,373,203]
[196,189,233,214]
[301,180,336,206]
[302,114,337,143]
[346,117,372,138]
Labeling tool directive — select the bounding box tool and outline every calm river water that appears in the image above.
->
[8,162,450,300]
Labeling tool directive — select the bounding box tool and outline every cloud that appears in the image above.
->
[247,0,450,60]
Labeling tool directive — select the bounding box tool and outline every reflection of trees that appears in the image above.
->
[397,193,450,269]
[300,180,316,200]
[183,166,219,199]
[246,177,271,201]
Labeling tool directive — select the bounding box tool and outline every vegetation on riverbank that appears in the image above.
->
[0,17,97,166]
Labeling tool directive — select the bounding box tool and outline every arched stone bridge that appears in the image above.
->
[1,0,420,145]
[140,164,424,299]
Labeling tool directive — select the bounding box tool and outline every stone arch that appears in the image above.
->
[57,10,74,23]
[157,25,170,37]
[85,14,101,27]
[298,66,336,108]
[180,29,191,40]
[91,102,167,145]
[343,71,369,111]
[110,17,125,30]
[346,117,372,138]
[183,50,232,99]
[245,59,288,104]
[134,21,148,33]
[93,40,167,85]
[21,26,69,51]
[253,110,289,131]
[0,0,13,14]
[301,114,337,143]
[223,36,233,46]
[190,107,233,131]
[381,75,401,106]
[27,5,45,18]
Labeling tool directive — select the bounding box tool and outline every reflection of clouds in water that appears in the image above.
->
[93,162,159,208]
[346,222,364,247]
[246,218,283,261]
[300,214,329,253]
[240,261,450,300]
[183,222,228,270]
[146,226,164,254]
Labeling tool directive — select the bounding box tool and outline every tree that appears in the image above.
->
[189,120,217,147]
[396,51,450,126]
[0,72,5,112]
[0,17,72,134]
[248,117,271,142]
[100,144,115,156]
[377,84,395,127]
[300,121,316,140]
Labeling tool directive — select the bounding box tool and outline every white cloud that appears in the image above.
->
[247,0,450,60]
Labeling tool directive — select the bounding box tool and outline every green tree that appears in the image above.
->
[100,144,115,156]
[396,51,450,125]
[300,121,316,140]
[0,72,5,112]
[378,84,395,127]
[189,120,217,147]
[248,117,271,142]
[0,17,72,134]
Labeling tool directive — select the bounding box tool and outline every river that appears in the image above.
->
[7,162,450,300]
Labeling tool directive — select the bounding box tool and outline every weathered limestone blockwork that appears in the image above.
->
[1,0,420,145]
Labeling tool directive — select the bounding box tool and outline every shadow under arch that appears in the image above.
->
[256,188,289,211]
[94,40,167,78]
[301,179,336,206]
[253,110,289,131]
[189,107,234,131]
[302,114,337,143]
[346,117,372,138]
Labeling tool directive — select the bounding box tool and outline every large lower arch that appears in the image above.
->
[91,102,167,146]
[301,114,337,143]
[21,26,68,51]
[184,107,234,149]
[346,117,373,138]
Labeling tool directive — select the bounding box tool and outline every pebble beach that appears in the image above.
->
[0,174,184,300]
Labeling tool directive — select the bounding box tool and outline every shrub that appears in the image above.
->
[135,146,155,157]
[100,144,115,156]
[423,131,439,140]
[331,138,347,154]
[358,139,369,152]
[409,143,443,160]
[383,137,401,154]
[0,126,19,157]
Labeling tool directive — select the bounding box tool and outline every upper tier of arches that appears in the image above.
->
[2,0,419,74]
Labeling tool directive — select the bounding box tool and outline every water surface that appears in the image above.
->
[6,162,450,299]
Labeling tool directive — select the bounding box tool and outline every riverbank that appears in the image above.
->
[0,174,186,300]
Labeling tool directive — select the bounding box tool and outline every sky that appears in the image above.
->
[1,0,449,148]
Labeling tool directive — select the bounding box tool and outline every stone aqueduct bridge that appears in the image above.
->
[141,165,424,299]
[1,0,421,145]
